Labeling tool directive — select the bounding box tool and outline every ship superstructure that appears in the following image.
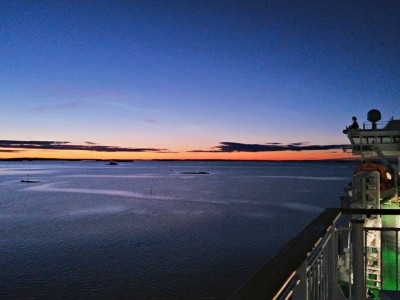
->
[344,109,399,200]
[231,109,400,300]
[340,110,400,297]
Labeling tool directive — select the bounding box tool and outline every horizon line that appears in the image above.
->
[0,157,360,162]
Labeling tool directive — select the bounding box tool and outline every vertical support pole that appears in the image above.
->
[352,219,365,300]
[362,179,366,209]
[395,155,399,204]
[327,227,337,299]
[292,261,307,300]
[396,230,399,291]
[380,228,383,290]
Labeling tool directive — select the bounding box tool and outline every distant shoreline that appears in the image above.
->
[0,157,360,163]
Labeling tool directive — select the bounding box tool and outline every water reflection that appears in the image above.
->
[0,160,356,299]
[23,182,173,200]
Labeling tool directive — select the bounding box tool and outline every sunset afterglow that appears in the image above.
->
[1,2,398,160]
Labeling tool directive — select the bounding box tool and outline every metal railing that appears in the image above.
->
[229,208,400,300]
[362,121,388,130]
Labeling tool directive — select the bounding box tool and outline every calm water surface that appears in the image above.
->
[0,160,356,299]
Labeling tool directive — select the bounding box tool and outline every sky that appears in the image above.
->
[1,1,399,160]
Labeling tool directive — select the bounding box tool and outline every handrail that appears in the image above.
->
[229,208,341,299]
[229,208,400,300]
[362,121,391,130]
[341,208,400,216]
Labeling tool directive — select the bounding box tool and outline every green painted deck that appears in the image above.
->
[382,200,400,291]
[368,199,400,299]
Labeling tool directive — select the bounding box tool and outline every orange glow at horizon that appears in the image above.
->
[0,148,355,160]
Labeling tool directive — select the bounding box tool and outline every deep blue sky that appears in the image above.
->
[1,1,399,159]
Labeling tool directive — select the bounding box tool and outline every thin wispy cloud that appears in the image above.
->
[32,86,125,100]
[30,85,144,113]
[97,100,143,112]
[30,100,86,113]
[143,119,162,124]
[85,141,99,145]
[0,140,169,153]
[189,142,349,153]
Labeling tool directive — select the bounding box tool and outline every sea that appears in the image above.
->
[0,160,357,299]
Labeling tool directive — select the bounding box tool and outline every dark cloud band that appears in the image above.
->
[0,140,168,153]
[189,142,349,153]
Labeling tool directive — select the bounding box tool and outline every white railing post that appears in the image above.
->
[327,227,338,299]
[292,261,307,300]
[351,219,365,300]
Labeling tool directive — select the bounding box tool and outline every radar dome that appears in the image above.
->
[367,109,381,123]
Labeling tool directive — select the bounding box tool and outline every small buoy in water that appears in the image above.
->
[20,174,40,183]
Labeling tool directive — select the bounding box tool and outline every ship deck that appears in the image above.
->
[370,195,400,299]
